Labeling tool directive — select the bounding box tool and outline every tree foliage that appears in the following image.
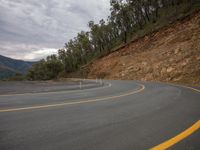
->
[27,0,199,80]
[27,55,63,80]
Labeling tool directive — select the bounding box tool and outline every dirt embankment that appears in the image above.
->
[87,12,200,86]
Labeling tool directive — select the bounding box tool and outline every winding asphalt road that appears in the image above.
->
[0,80,200,150]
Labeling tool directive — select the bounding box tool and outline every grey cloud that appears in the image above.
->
[0,0,110,60]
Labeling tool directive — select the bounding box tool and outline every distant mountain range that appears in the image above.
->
[0,55,35,79]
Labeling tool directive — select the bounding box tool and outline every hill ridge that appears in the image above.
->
[0,55,34,79]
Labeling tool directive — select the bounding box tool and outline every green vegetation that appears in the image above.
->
[2,73,26,81]
[27,55,63,80]
[27,0,200,80]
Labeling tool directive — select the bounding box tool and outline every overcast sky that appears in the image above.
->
[0,0,110,61]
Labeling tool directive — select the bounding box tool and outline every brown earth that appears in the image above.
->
[87,12,200,86]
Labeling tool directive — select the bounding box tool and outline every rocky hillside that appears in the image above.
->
[87,12,200,86]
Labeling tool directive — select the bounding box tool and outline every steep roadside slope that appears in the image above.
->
[87,12,200,86]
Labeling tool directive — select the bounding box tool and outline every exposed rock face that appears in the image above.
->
[87,12,200,86]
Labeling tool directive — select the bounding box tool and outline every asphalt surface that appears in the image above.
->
[0,80,102,95]
[0,80,199,150]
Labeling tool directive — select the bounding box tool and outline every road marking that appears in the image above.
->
[0,84,145,113]
[151,120,200,150]
[0,83,112,97]
[150,85,200,150]
[179,85,200,93]
[150,81,200,94]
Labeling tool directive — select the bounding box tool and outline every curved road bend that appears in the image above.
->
[0,80,199,150]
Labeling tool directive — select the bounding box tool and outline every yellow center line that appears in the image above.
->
[0,84,145,113]
[150,85,200,150]
[179,85,200,93]
[150,120,200,150]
